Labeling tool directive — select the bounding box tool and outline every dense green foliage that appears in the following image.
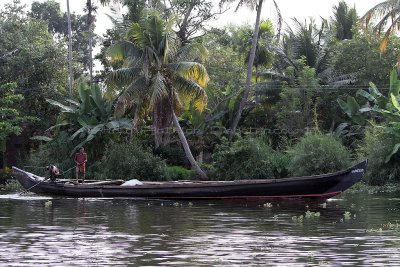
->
[29,0,99,74]
[0,83,36,169]
[288,133,352,176]
[212,137,290,180]
[166,166,194,180]
[0,2,68,132]
[357,127,400,185]
[92,141,168,181]
[3,0,400,186]
[331,34,399,86]
[338,69,400,163]
[24,132,77,178]
[46,80,132,154]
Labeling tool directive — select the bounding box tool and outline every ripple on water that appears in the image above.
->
[0,193,52,200]
[0,193,399,266]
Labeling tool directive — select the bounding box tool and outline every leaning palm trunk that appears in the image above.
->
[229,0,263,140]
[172,111,207,179]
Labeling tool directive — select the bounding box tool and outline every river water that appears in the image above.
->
[0,192,399,266]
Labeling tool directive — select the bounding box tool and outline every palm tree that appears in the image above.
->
[247,20,275,82]
[106,11,209,179]
[273,18,330,82]
[360,0,400,53]
[331,1,357,41]
[220,0,264,140]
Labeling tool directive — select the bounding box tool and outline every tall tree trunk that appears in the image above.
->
[67,0,73,97]
[87,0,93,87]
[172,111,207,179]
[89,30,93,86]
[229,0,263,140]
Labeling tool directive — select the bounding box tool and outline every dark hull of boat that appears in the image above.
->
[12,160,367,200]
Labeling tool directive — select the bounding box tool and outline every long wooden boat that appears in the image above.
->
[12,160,367,200]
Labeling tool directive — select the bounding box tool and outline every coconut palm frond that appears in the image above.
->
[126,22,145,48]
[172,75,208,112]
[150,72,168,107]
[107,41,140,62]
[171,91,184,115]
[168,62,210,88]
[359,0,400,53]
[326,72,359,87]
[146,14,166,55]
[219,0,258,12]
[176,42,209,62]
[360,0,397,24]
[256,70,289,80]
[115,77,148,117]
[106,67,142,89]
[377,12,400,53]
[379,26,393,53]
[373,7,400,33]
[273,0,282,42]
[134,10,173,60]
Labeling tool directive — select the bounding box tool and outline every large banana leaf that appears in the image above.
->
[390,69,400,96]
[70,119,133,155]
[46,99,78,114]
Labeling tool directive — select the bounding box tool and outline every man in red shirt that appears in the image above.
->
[74,147,87,183]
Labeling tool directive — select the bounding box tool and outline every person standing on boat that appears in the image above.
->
[74,147,87,183]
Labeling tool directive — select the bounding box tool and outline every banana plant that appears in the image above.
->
[36,79,132,155]
[338,69,400,162]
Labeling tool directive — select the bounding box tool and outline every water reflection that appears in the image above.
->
[0,194,399,266]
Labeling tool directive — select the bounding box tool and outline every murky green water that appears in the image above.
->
[0,192,399,266]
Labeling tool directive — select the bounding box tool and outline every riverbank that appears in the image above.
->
[343,182,400,195]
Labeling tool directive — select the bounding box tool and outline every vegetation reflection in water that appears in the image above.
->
[0,193,399,266]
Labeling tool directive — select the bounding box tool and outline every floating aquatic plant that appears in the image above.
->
[305,210,321,218]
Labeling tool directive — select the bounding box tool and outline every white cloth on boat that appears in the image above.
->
[121,179,143,186]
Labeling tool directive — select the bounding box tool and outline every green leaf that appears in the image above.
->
[346,96,360,114]
[390,69,400,96]
[30,136,53,142]
[65,99,80,107]
[90,84,106,116]
[332,123,349,138]
[357,89,376,102]
[386,143,400,163]
[70,127,87,140]
[76,117,89,128]
[46,99,78,113]
[338,97,360,117]
[46,122,70,131]
[86,124,104,142]
[391,93,400,112]
[368,82,383,99]
[359,107,372,113]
